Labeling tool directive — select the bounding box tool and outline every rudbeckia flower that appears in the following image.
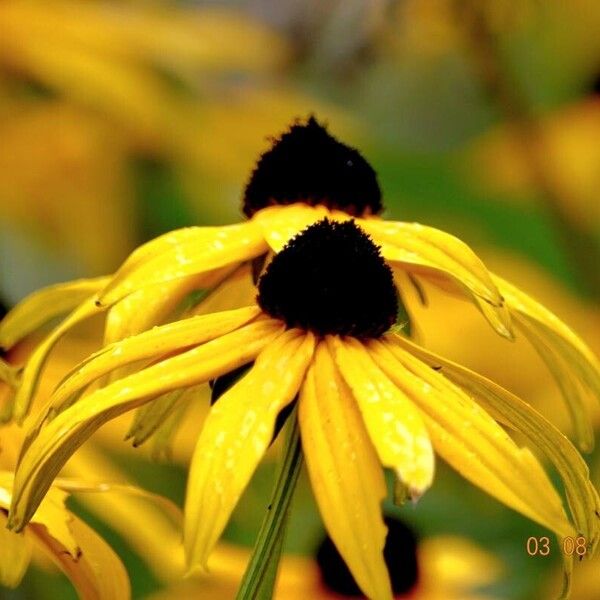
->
[7,219,600,599]
[150,516,502,600]
[0,316,186,583]
[2,117,600,460]
[0,471,130,599]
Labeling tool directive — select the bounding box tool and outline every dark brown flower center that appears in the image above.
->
[316,516,420,597]
[257,219,397,338]
[242,116,383,217]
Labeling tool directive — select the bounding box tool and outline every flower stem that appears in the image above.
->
[236,410,303,600]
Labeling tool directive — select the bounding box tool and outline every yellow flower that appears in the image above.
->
[0,327,186,582]
[7,218,599,599]
[149,517,502,600]
[3,117,600,454]
[0,0,293,273]
[0,470,130,599]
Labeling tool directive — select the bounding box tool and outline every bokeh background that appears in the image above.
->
[1,1,600,599]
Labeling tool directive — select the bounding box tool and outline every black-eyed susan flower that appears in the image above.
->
[7,218,600,599]
[2,117,599,465]
[148,516,502,600]
[0,324,186,583]
[0,470,130,599]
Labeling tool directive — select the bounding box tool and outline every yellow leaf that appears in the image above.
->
[60,446,185,580]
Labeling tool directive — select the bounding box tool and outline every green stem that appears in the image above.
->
[236,412,303,600]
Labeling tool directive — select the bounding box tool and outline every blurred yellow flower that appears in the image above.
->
[0,331,186,582]
[0,0,295,273]
[149,518,502,600]
[464,97,600,231]
[0,471,130,599]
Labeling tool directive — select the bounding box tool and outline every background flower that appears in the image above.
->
[1,1,600,599]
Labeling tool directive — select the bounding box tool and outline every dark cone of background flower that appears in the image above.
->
[242,116,382,217]
[590,72,600,96]
[257,219,397,338]
[316,516,420,597]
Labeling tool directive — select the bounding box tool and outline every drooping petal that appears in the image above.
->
[103,268,231,344]
[191,264,257,315]
[62,446,185,580]
[0,511,32,588]
[0,358,20,389]
[328,336,434,499]
[50,306,261,414]
[12,295,104,423]
[98,223,268,305]
[390,333,600,555]
[299,342,392,600]
[125,386,199,450]
[29,514,130,600]
[494,273,600,452]
[369,337,575,539]
[146,396,192,462]
[10,319,283,531]
[0,470,130,598]
[0,277,109,350]
[358,219,513,339]
[252,204,331,252]
[184,329,315,572]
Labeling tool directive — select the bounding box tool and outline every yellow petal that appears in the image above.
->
[10,319,283,531]
[252,204,331,252]
[12,295,104,423]
[0,511,32,588]
[328,336,434,499]
[0,358,20,389]
[0,277,109,350]
[50,306,261,415]
[299,342,392,600]
[184,329,315,572]
[494,274,600,451]
[103,270,226,344]
[98,223,268,305]
[370,337,575,539]
[358,219,513,339]
[391,333,600,554]
[191,264,257,315]
[147,395,192,462]
[29,514,130,600]
[61,446,185,580]
[126,389,185,448]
